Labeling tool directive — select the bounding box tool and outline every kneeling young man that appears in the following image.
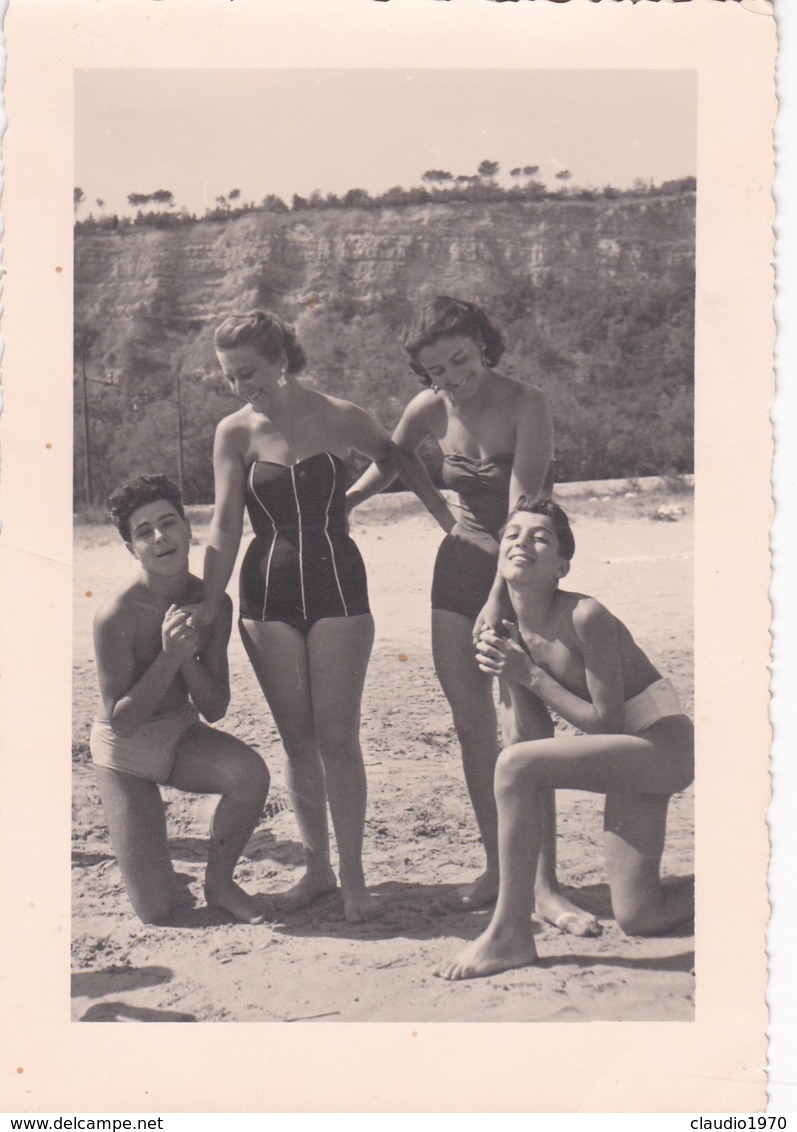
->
[90,473,269,925]
[437,497,694,981]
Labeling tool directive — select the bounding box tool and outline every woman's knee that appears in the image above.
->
[317,725,362,767]
[436,659,493,719]
[447,694,497,744]
[279,728,318,764]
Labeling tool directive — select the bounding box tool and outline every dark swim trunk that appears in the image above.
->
[431,525,502,621]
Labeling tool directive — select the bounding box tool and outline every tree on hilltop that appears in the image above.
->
[74,187,86,216]
[261,194,289,213]
[553,171,574,197]
[128,190,175,209]
[422,169,454,185]
[478,159,500,180]
[342,187,373,208]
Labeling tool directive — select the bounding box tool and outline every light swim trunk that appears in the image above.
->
[623,678,687,735]
[90,703,199,784]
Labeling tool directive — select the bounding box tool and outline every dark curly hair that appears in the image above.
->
[400,296,506,385]
[108,473,186,543]
[214,309,306,375]
[504,496,575,561]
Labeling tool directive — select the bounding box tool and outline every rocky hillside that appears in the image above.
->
[74,193,695,504]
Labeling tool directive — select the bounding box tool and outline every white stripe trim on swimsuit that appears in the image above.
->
[324,452,349,616]
[248,461,278,620]
[291,465,307,619]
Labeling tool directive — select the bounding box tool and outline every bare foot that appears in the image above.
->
[435,922,539,981]
[277,868,338,915]
[448,870,499,911]
[536,889,601,938]
[205,879,265,925]
[342,887,383,924]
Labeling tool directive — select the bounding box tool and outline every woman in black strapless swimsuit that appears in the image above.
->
[350,298,598,934]
[186,311,392,924]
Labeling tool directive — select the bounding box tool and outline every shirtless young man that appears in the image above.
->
[437,497,694,980]
[90,473,269,925]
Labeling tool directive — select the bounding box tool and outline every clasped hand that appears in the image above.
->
[177,600,217,630]
[475,620,534,686]
[161,604,200,660]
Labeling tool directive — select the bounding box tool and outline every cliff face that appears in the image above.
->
[75,195,693,353]
[74,194,695,501]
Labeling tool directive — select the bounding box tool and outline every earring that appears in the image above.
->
[278,367,288,388]
[430,382,440,394]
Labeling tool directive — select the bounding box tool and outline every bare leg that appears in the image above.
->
[432,610,501,908]
[437,717,693,980]
[436,737,543,981]
[308,615,382,923]
[93,766,180,925]
[499,679,600,938]
[168,723,270,924]
[240,620,337,911]
[604,792,695,935]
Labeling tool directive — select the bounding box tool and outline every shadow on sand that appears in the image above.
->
[80,1002,196,1022]
[72,964,197,1022]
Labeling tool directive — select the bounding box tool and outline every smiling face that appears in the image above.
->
[499,511,570,587]
[126,499,192,577]
[216,344,285,409]
[414,334,489,402]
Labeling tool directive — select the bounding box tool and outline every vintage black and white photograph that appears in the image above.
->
[70,67,698,1024]
[1,0,777,1113]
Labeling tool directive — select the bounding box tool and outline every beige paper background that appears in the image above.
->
[0,0,775,1113]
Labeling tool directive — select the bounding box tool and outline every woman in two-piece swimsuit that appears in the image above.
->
[186,310,392,923]
[349,297,598,933]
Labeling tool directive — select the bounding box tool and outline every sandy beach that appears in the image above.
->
[71,484,694,1024]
